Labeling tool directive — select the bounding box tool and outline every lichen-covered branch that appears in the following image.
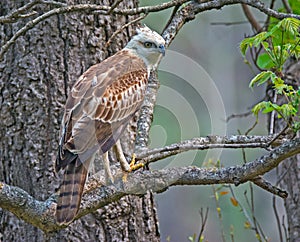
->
[1,137,299,233]
[137,134,286,164]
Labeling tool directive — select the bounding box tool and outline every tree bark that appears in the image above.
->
[269,59,300,241]
[0,0,160,241]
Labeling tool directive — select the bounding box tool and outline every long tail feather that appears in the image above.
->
[56,157,90,224]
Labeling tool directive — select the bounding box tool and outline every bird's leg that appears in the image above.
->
[115,140,143,172]
[115,140,131,171]
[103,152,114,185]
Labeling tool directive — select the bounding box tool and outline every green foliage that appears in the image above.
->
[240,18,300,131]
[289,0,300,15]
[240,18,300,71]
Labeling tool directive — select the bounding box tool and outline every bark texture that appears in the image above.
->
[0,0,160,241]
[269,59,300,241]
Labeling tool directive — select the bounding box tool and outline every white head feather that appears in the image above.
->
[124,26,165,73]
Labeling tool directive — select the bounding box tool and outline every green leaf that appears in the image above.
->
[262,102,277,114]
[240,37,254,56]
[252,32,269,47]
[256,53,276,69]
[273,81,288,94]
[252,101,269,116]
[249,71,274,88]
[279,18,300,36]
[281,103,297,118]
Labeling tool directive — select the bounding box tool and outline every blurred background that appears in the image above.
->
[140,1,285,241]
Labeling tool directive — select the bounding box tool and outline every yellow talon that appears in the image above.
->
[122,153,143,183]
[129,153,136,168]
[129,153,143,171]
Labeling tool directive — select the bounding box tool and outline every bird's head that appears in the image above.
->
[125,26,166,71]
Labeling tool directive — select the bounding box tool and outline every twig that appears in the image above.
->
[245,119,258,135]
[282,0,292,14]
[265,0,276,30]
[243,188,265,241]
[251,177,288,198]
[241,4,262,32]
[282,215,289,241]
[211,20,263,26]
[226,110,253,122]
[107,0,124,14]
[273,195,283,242]
[197,208,209,242]
[137,135,284,164]
[0,0,67,24]
[0,0,41,24]
[267,124,289,147]
[105,14,147,48]
[230,187,256,232]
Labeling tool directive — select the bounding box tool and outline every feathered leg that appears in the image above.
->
[56,157,91,225]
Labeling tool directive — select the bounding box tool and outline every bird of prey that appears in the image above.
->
[55,26,165,224]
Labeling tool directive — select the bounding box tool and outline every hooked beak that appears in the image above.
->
[158,44,165,56]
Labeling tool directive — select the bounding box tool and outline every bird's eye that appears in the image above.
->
[144,42,153,48]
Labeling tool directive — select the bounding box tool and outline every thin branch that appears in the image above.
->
[107,0,124,15]
[197,208,209,242]
[211,20,263,26]
[105,14,148,48]
[230,187,258,235]
[0,0,41,24]
[226,110,253,122]
[1,137,299,232]
[265,0,276,30]
[137,135,286,164]
[245,119,258,135]
[0,0,66,24]
[243,187,266,241]
[251,177,288,198]
[282,0,292,14]
[273,195,284,242]
[241,4,262,32]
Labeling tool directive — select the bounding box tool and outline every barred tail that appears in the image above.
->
[56,157,90,225]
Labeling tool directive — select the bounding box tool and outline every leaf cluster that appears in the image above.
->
[240,18,300,131]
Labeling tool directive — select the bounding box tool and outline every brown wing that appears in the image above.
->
[56,49,148,170]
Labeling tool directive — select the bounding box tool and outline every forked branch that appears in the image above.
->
[0,136,299,233]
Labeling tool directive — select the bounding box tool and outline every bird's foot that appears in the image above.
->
[129,153,144,171]
[122,153,143,182]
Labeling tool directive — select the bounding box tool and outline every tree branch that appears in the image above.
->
[136,135,285,164]
[1,137,299,232]
[0,0,41,24]
[1,0,300,60]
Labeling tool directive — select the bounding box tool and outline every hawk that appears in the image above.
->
[55,26,165,224]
